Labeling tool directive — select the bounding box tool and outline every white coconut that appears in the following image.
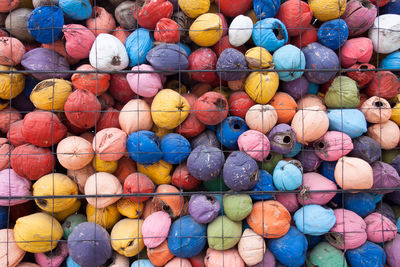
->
[89,33,129,71]
[368,14,400,54]
[229,15,253,47]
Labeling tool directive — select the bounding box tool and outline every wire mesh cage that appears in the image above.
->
[0,0,400,266]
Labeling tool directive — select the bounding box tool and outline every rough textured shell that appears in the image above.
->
[0,37,26,66]
[367,120,400,149]
[189,13,222,47]
[142,211,171,248]
[364,213,397,243]
[369,14,400,54]
[0,229,25,267]
[335,156,373,190]
[297,172,337,205]
[63,24,95,60]
[30,79,72,111]
[238,228,266,266]
[93,127,127,161]
[125,28,154,67]
[119,99,153,134]
[85,172,122,208]
[56,136,94,170]
[0,168,31,206]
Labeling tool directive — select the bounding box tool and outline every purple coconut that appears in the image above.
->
[246,248,276,267]
[21,48,71,81]
[146,43,189,75]
[295,148,321,172]
[268,123,296,155]
[223,151,259,191]
[384,234,400,266]
[187,145,225,181]
[371,161,400,193]
[349,136,381,164]
[375,202,397,224]
[216,48,248,81]
[281,76,309,100]
[67,222,112,267]
[301,42,339,84]
[188,194,220,224]
[190,130,220,149]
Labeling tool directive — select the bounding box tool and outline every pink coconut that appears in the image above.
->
[204,248,244,267]
[84,172,122,208]
[364,212,397,243]
[34,242,68,267]
[314,131,353,161]
[0,229,25,267]
[0,168,31,206]
[237,130,270,161]
[165,258,192,267]
[142,211,172,248]
[93,127,127,161]
[297,172,337,205]
[275,193,299,213]
[127,64,163,98]
[119,99,153,135]
[326,209,367,250]
[56,136,94,171]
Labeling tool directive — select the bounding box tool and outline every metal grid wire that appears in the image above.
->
[0,0,399,266]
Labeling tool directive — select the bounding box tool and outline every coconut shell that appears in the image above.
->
[147,240,174,267]
[127,64,162,98]
[86,6,116,36]
[109,73,136,103]
[124,172,155,203]
[0,65,25,100]
[5,8,35,42]
[34,242,68,267]
[56,136,94,171]
[297,172,337,205]
[189,13,222,47]
[85,172,122,208]
[0,168,31,206]
[71,64,110,95]
[27,6,64,44]
[0,37,26,66]
[63,24,96,60]
[93,127,126,161]
[154,18,179,43]
[153,184,185,219]
[335,156,373,190]
[21,48,70,81]
[367,120,400,149]
[21,111,67,147]
[64,89,101,130]
[142,211,171,248]
[194,92,228,126]
[30,79,72,111]
[366,71,400,99]
[67,163,95,193]
[0,229,25,267]
[134,0,173,29]
[276,0,312,37]
[114,1,137,29]
[146,43,189,75]
[0,138,12,171]
[119,99,153,134]
[11,144,55,180]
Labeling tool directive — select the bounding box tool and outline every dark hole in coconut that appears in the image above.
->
[266,153,272,161]
[374,101,384,108]
[103,255,115,266]
[37,199,47,207]
[214,98,227,110]
[126,240,134,248]
[206,195,215,202]
[318,142,325,149]
[249,171,259,182]
[283,136,291,144]
[273,24,284,40]
[162,204,172,213]
[233,123,241,130]
[64,220,71,229]
[361,0,372,8]
[111,56,121,66]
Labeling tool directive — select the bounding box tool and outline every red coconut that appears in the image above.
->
[124,172,155,202]
[229,91,256,119]
[7,120,27,147]
[63,24,96,60]
[86,7,116,36]
[216,13,229,37]
[108,73,137,104]
[194,92,229,125]
[114,157,136,185]
[10,144,55,180]
[291,24,318,49]
[98,93,115,110]
[189,48,218,83]
[71,64,111,95]
[215,0,252,17]
[21,111,67,147]
[0,37,25,66]
[0,107,21,133]
[347,63,376,88]
[113,26,131,44]
[64,89,102,130]
[339,37,373,68]
[370,0,390,7]
[178,93,205,138]
[213,35,246,57]
[172,162,201,190]
[276,0,313,37]
[366,71,400,99]
[154,18,180,43]
[134,0,173,29]
[97,108,120,131]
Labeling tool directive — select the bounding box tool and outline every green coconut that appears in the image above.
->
[207,215,242,250]
[62,214,87,239]
[307,242,348,267]
[259,152,283,174]
[203,174,229,191]
[223,193,253,221]
[325,76,360,108]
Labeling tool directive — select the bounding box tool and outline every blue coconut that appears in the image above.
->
[273,45,306,81]
[125,28,153,67]
[253,0,281,19]
[161,133,191,164]
[345,241,386,267]
[126,130,163,165]
[273,160,303,191]
[253,18,288,52]
[294,205,336,236]
[216,116,248,150]
[344,193,376,218]
[27,6,64,44]
[146,43,189,75]
[59,0,92,20]
[318,19,349,50]
[327,109,367,138]
[250,170,275,200]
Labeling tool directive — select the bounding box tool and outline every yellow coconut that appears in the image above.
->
[179,0,210,18]
[0,65,25,99]
[137,160,172,185]
[117,198,145,219]
[189,13,223,47]
[245,71,279,104]
[151,89,190,130]
[111,219,145,257]
[86,203,121,230]
[14,213,62,253]
[308,0,346,21]
[33,173,78,213]
[30,79,72,111]
[245,47,273,70]
[92,154,118,173]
